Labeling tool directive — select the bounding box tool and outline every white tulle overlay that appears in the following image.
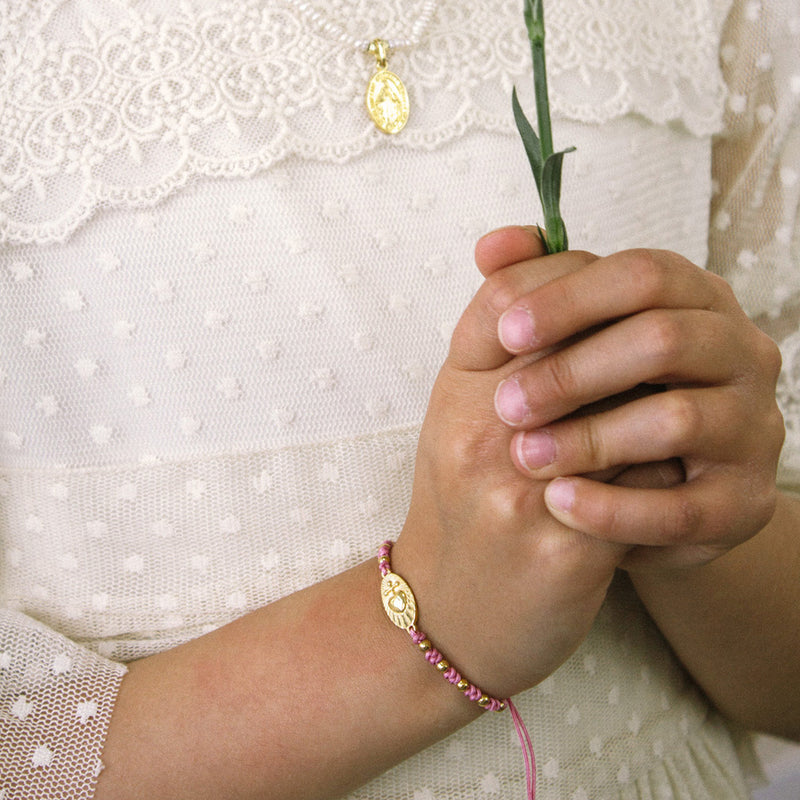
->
[1,0,798,797]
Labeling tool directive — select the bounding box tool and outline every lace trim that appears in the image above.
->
[0,0,729,244]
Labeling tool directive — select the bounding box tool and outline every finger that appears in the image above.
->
[508,387,746,477]
[474,226,547,277]
[449,249,596,372]
[543,473,777,556]
[495,308,740,428]
[497,248,741,355]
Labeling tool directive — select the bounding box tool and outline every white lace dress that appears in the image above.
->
[0,0,798,798]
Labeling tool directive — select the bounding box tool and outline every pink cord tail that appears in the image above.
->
[508,699,536,800]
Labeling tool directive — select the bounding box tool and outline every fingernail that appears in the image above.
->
[498,307,536,353]
[494,378,529,425]
[545,479,575,513]
[516,431,556,470]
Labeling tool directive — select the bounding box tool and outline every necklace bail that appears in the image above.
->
[368,38,390,69]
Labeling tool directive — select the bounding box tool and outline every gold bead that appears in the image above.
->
[435,660,450,672]
[496,702,507,712]
[477,695,490,707]
[456,679,469,691]
[418,639,432,652]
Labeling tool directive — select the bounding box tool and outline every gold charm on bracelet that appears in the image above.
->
[366,39,409,134]
[381,571,418,629]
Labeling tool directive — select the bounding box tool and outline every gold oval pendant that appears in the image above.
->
[381,572,417,629]
[366,69,409,134]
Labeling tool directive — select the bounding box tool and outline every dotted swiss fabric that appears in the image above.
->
[0,0,797,797]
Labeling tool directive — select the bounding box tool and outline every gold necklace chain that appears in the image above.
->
[283,0,439,133]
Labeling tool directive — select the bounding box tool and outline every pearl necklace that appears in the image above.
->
[284,0,439,133]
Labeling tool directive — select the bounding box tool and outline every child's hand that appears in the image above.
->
[478,226,784,571]
[392,233,629,701]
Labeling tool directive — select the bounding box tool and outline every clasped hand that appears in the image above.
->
[393,227,783,702]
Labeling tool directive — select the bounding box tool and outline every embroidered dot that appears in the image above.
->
[617,763,631,784]
[52,654,72,675]
[338,264,360,285]
[179,416,203,436]
[0,652,11,669]
[352,331,374,351]
[251,470,273,494]
[270,408,296,427]
[76,700,98,724]
[242,270,268,293]
[216,377,242,399]
[310,368,336,390]
[151,519,175,538]
[59,553,79,571]
[225,590,247,610]
[627,712,642,735]
[608,685,620,705]
[364,398,390,419]
[190,554,210,572]
[186,479,206,498]
[480,773,501,794]
[260,549,280,571]
[12,696,33,720]
[296,301,325,320]
[219,515,241,535]
[86,520,107,538]
[319,462,339,482]
[255,339,281,360]
[571,788,590,800]
[284,234,309,255]
[60,289,86,311]
[164,348,188,370]
[31,745,53,768]
[23,328,47,349]
[8,260,34,281]
[113,319,136,339]
[96,251,121,272]
[542,758,559,779]
[150,279,175,302]
[191,241,216,263]
[90,424,113,445]
[228,203,253,223]
[35,396,60,417]
[123,553,145,573]
[116,482,137,501]
[75,357,100,377]
[128,385,151,406]
[91,594,110,611]
[49,483,69,500]
[737,249,758,270]
[566,705,581,726]
[290,506,312,526]
[3,431,23,450]
[203,308,230,328]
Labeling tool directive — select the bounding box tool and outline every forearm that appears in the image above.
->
[629,491,800,740]
[94,559,480,800]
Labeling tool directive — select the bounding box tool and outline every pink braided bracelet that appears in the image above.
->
[377,540,536,799]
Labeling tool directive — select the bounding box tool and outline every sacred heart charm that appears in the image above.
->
[381,572,418,629]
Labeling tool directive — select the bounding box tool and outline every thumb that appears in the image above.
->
[474,226,547,277]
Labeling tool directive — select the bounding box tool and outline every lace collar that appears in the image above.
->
[0,0,730,244]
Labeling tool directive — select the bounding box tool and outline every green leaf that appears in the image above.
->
[541,147,576,253]
[511,86,543,198]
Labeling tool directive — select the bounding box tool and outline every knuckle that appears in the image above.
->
[620,249,671,305]
[642,311,685,370]
[541,352,578,403]
[666,497,703,545]
[573,419,609,472]
[659,392,702,451]
[482,269,523,319]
